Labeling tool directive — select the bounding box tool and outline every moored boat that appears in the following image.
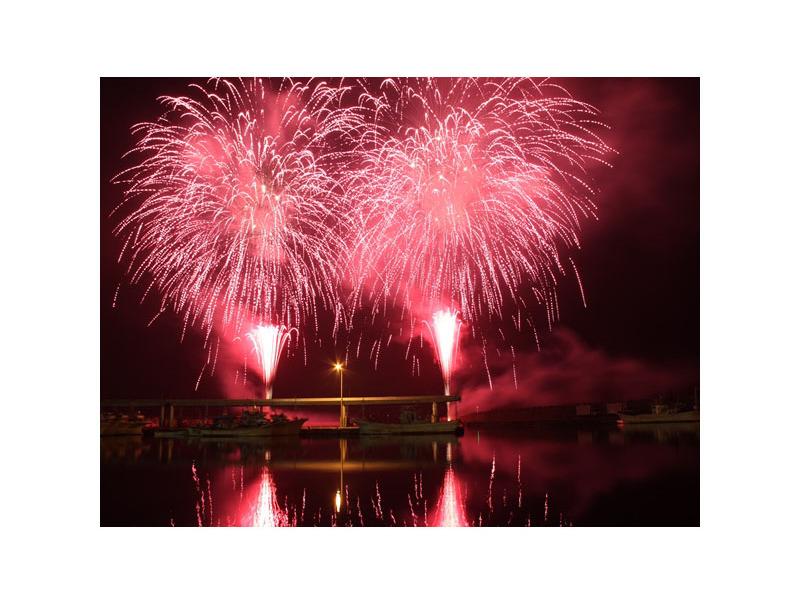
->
[187,410,307,437]
[355,419,462,435]
[101,412,148,436]
[619,404,699,424]
[355,411,462,435]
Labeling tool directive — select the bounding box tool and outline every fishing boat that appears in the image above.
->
[187,410,307,437]
[100,412,148,436]
[619,403,699,424]
[355,410,462,435]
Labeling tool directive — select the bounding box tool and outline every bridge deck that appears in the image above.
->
[101,395,460,408]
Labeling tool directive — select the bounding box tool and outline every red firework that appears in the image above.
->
[112,78,365,390]
[345,77,612,386]
[113,78,364,333]
[111,77,611,394]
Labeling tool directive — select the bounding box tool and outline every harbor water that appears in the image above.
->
[100,422,699,527]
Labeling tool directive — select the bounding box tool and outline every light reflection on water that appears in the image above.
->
[435,462,468,527]
[100,423,699,527]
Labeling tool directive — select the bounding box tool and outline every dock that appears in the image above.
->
[101,395,461,429]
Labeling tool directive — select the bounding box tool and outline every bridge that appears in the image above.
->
[101,395,461,428]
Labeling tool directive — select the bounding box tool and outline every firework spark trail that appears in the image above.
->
[408,494,418,527]
[191,461,204,526]
[374,481,384,520]
[207,477,214,526]
[112,78,368,386]
[544,491,549,523]
[345,77,612,377]
[487,452,496,513]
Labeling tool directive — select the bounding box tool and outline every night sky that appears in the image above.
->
[100,77,699,407]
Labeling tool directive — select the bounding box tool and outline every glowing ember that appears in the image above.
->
[428,309,462,396]
[248,324,294,399]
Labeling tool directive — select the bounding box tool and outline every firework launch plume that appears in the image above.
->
[426,309,462,396]
[248,324,295,399]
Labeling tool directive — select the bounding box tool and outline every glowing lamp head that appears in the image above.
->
[334,363,342,371]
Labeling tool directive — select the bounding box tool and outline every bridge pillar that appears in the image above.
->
[431,402,439,423]
[340,403,348,428]
[160,404,166,428]
[169,404,175,428]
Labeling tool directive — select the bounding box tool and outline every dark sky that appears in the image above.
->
[100,77,699,406]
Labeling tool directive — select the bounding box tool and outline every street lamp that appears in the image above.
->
[335,363,344,428]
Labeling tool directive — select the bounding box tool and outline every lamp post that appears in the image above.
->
[335,363,344,428]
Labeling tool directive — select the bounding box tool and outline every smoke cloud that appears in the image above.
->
[457,327,698,412]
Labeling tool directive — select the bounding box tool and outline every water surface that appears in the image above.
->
[100,423,699,526]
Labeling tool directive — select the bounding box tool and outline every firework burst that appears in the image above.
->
[112,78,365,389]
[345,77,612,382]
[111,77,611,394]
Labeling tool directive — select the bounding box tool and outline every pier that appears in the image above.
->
[101,395,461,430]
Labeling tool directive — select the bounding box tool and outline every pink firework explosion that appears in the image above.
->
[347,78,611,321]
[111,77,612,394]
[112,78,363,339]
[344,77,612,385]
[112,78,366,389]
